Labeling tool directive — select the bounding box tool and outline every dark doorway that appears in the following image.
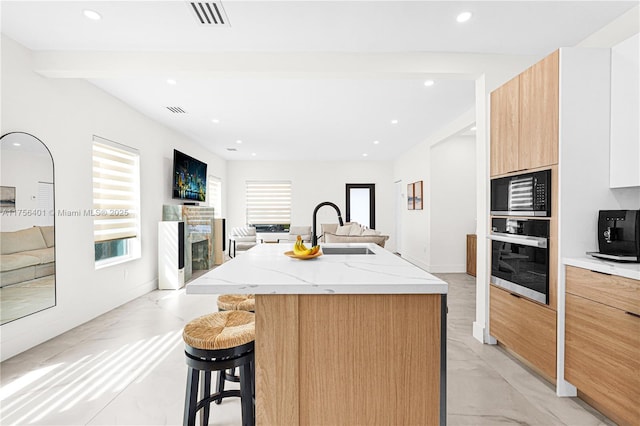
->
[346,183,375,229]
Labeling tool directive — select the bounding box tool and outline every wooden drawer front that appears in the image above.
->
[490,285,556,379]
[566,266,640,314]
[565,293,640,426]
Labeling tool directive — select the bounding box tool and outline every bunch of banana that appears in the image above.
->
[293,235,320,256]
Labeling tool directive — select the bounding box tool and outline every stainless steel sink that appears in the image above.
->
[322,247,375,255]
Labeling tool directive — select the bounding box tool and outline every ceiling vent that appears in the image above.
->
[189,2,230,26]
[166,106,186,114]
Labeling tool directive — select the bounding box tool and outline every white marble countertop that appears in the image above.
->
[563,256,640,281]
[186,243,448,295]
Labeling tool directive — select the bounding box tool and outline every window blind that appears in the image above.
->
[208,176,222,218]
[246,180,291,225]
[92,136,140,243]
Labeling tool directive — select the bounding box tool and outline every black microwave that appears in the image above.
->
[491,170,551,217]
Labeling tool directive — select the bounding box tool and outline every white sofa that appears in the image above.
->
[321,223,389,247]
[0,226,55,287]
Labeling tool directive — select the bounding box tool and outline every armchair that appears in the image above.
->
[228,226,257,258]
[279,225,312,243]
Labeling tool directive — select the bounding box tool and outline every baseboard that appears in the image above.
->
[472,321,485,343]
[473,321,496,344]
[556,377,577,397]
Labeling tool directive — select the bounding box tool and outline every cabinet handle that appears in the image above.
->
[625,311,640,319]
[509,293,521,299]
[590,270,612,276]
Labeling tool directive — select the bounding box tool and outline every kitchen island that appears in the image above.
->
[187,243,448,426]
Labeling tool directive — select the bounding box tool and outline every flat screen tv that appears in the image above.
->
[172,149,207,203]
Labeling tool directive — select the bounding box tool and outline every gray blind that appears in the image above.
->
[246,180,291,225]
[92,136,140,243]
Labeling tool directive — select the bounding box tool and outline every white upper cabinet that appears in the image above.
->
[610,33,640,188]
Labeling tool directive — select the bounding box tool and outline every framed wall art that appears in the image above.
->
[414,180,423,210]
[407,183,414,210]
[0,186,16,211]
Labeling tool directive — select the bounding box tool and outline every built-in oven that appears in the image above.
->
[489,218,550,304]
[491,169,551,217]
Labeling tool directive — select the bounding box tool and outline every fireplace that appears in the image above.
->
[191,239,210,271]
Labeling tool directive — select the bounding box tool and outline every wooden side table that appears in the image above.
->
[466,234,477,277]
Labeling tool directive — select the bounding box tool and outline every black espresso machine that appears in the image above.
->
[588,210,640,263]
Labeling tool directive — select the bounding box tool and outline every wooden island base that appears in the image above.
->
[255,294,446,425]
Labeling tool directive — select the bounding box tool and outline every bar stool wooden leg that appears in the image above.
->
[215,370,225,405]
[240,360,254,426]
[184,367,199,426]
[200,371,211,426]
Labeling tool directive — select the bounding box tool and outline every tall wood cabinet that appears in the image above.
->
[490,50,559,177]
[489,50,560,382]
[490,46,626,422]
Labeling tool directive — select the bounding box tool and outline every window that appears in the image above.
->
[208,176,222,218]
[36,181,54,226]
[92,136,141,266]
[346,183,376,228]
[245,180,291,225]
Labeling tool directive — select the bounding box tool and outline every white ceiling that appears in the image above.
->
[1,1,637,161]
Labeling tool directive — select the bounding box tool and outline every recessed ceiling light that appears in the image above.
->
[391,119,399,125]
[166,79,177,85]
[236,140,242,144]
[373,140,380,145]
[456,12,472,23]
[424,80,435,87]
[251,152,256,156]
[362,153,368,157]
[83,9,102,20]
[211,119,220,124]
[12,142,21,147]
[470,126,477,131]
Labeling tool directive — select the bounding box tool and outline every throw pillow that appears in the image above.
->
[348,224,363,236]
[335,224,353,235]
[362,228,381,236]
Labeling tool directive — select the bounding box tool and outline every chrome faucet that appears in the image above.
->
[312,201,344,246]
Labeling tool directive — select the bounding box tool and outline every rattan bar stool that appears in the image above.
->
[215,294,255,405]
[183,310,255,426]
[217,294,255,312]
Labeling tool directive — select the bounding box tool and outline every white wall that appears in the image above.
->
[394,141,431,267]
[0,35,227,361]
[226,160,395,250]
[560,48,640,259]
[394,109,476,271]
[429,135,476,272]
[0,148,53,231]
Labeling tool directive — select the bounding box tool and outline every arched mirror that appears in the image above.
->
[0,132,56,325]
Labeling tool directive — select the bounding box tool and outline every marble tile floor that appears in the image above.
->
[0,273,614,426]
[0,276,56,325]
